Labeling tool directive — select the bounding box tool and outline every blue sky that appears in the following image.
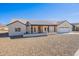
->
[0,3,79,24]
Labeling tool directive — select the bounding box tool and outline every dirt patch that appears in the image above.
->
[0,34,79,56]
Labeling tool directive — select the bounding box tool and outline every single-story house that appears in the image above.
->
[7,19,73,37]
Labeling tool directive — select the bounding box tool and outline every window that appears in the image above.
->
[15,28,21,32]
[34,27,36,32]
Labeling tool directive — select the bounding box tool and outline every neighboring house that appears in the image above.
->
[72,23,79,31]
[0,24,8,31]
[7,19,73,37]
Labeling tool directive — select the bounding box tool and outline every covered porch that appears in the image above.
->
[31,25,49,34]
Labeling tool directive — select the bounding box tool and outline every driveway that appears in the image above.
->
[74,49,79,56]
[67,32,79,34]
[57,32,79,35]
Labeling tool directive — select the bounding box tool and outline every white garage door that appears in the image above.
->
[57,28,71,33]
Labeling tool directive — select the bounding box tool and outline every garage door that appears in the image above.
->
[57,28,71,33]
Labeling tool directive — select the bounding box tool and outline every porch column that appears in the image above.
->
[31,26,38,34]
[42,26,48,33]
[54,25,57,32]
[26,25,31,34]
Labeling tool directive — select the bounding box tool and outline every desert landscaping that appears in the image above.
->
[0,31,79,56]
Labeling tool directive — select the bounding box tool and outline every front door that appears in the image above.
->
[38,26,42,33]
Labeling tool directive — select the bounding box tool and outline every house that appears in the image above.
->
[7,19,73,37]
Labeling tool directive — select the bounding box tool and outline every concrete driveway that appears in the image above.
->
[67,32,79,34]
[74,49,79,56]
[57,31,79,35]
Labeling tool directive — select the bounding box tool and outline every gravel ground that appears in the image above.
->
[0,34,79,56]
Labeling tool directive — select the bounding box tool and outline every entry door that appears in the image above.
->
[38,26,42,33]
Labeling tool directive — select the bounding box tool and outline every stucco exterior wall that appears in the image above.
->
[8,22,26,36]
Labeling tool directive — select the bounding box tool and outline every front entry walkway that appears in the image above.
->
[23,32,48,37]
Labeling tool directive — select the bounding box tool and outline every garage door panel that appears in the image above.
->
[57,28,71,33]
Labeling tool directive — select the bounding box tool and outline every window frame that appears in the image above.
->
[15,28,21,32]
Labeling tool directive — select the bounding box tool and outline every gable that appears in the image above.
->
[8,21,26,36]
[58,21,72,28]
[7,20,25,26]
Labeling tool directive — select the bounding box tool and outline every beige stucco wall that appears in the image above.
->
[8,22,26,36]
[57,21,73,32]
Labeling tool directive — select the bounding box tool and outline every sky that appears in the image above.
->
[0,3,79,24]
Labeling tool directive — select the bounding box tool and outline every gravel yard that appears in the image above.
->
[0,33,79,56]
